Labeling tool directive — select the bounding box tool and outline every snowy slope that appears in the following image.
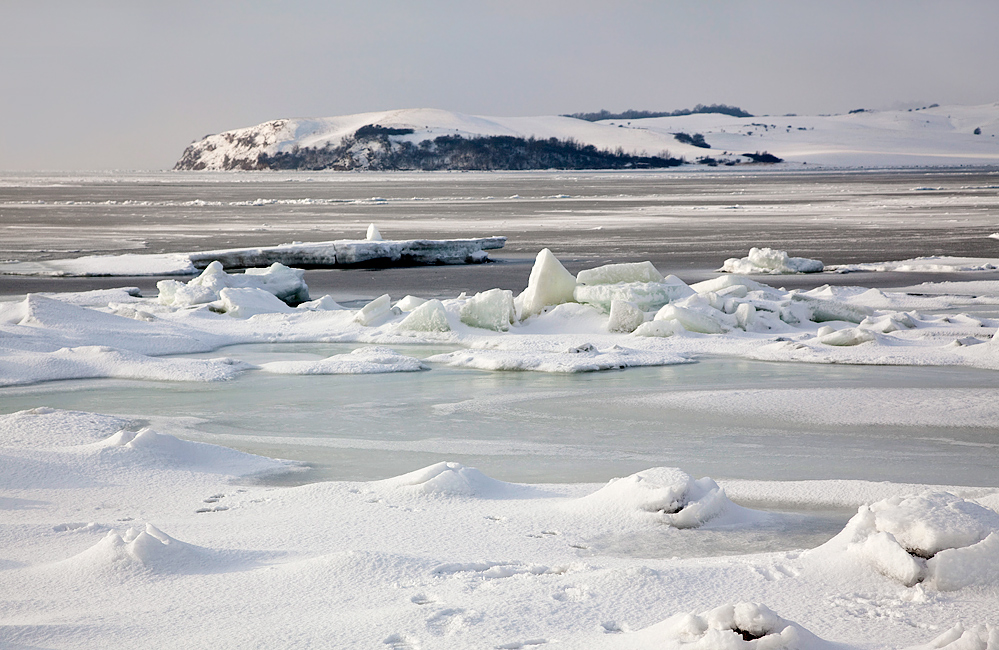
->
[175,103,999,170]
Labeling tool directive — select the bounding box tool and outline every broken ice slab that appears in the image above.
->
[188,237,507,269]
[0,237,507,277]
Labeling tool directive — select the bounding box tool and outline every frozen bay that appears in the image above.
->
[3,169,999,648]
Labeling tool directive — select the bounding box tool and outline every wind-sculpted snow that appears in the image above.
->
[3,406,999,649]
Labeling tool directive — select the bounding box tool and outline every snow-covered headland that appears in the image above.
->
[174,103,999,171]
[2,245,999,648]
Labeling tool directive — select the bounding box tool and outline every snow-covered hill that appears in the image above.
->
[175,104,999,171]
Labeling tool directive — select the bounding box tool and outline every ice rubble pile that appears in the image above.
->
[721,247,825,274]
[811,491,999,591]
[157,261,310,309]
[375,248,882,341]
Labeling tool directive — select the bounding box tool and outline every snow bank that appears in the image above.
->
[721,248,824,274]
[258,346,427,374]
[812,492,999,590]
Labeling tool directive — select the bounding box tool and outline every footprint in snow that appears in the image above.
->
[601,621,628,634]
[195,505,229,514]
[752,564,798,581]
[426,608,480,636]
[496,639,547,649]
[410,593,438,606]
[383,633,420,649]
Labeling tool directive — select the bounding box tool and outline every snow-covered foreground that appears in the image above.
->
[2,407,998,649]
[2,249,999,647]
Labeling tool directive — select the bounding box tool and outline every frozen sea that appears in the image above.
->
[2,168,999,649]
[3,168,998,486]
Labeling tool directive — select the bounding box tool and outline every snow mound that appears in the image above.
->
[365,223,383,241]
[374,461,528,498]
[573,467,756,528]
[905,623,999,650]
[426,346,688,373]
[157,261,308,307]
[812,491,999,589]
[630,602,834,649]
[57,524,230,576]
[97,427,291,476]
[258,346,427,374]
[0,408,132,448]
[515,248,578,320]
[721,248,824,274]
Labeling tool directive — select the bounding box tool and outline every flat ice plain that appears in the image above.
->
[2,169,999,649]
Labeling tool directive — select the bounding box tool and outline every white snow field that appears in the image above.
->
[2,246,999,648]
[176,103,999,170]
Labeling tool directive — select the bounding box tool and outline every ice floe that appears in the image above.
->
[721,247,825,274]
[0,234,507,276]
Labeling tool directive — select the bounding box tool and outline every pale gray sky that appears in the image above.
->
[2,0,996,170]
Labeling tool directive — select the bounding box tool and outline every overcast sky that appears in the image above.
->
[2,0,997,170]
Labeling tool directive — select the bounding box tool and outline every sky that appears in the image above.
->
[1,0,997,170]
